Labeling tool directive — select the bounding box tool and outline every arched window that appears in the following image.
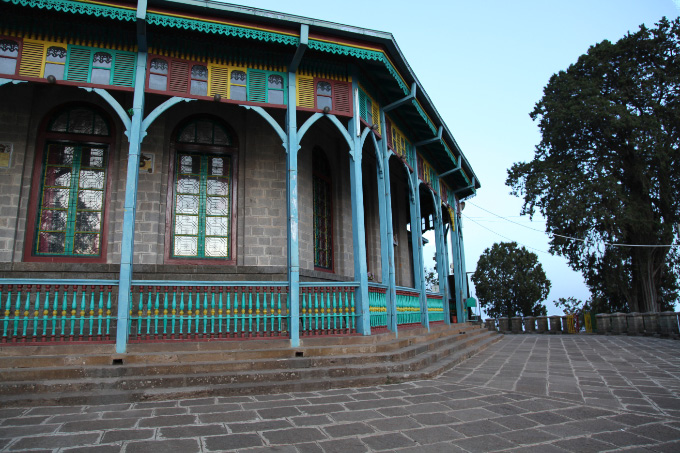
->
[25,105,113,261]
[168,117,237,263]
[0,39,20,75]
[313,148,333,271]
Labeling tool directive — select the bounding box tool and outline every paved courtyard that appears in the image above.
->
[1,335,679,452]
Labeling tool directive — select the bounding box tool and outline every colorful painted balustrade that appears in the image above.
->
[128,285,289,341]
[396,288,421,325]
[368,285,388,331]
[426,293,445,323]
[1,284,115,344]
[299,286,356,336]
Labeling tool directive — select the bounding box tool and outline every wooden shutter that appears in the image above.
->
[65,46,92,83]
[296,75,314,108]
[371,101,381,134]
[111,51,136,87]
[208,64,229,98]
[358,89,367,121]
[332,81,351,115]
[247,69,267,103]
[168,59,189,94]
[18,39,44,78]
[386,119,393,149]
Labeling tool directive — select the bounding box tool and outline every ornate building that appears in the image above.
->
[0,0,479,352]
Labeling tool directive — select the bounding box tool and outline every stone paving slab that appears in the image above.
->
[1,335,679,452]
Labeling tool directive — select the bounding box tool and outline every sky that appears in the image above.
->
[230,0,680,315]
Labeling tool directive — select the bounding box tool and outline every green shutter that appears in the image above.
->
[247,69,267,103]
[358,89,367,121]
[112,51,136,87]
[65,46,93,83]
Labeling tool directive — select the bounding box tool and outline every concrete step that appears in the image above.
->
[0,324,496,407]
[0,327,490,382]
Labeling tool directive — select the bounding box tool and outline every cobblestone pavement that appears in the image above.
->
[1,335,679,452]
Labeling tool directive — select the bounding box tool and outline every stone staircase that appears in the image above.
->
[0,323,500,407]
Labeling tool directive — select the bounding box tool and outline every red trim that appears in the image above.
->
[164,115,239,266]
[359,118,382,140]
[23,102,116,264]
[0,74,135,91]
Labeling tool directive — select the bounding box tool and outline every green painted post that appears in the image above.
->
[12,286,21,337]
[32,286,41,339]
[162,289,168,336]
[225,289,231,334]
[171,288,177,336]
[179,288,185,335]
[255,287,260,335]
[210,288,216,335]
[106,287,112,337]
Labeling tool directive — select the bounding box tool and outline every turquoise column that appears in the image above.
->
[349,77,370,335]
[116,50,147,353]
[409,166,428,329]
[432,194,451,324]
[451,207,465,322]
[286,71,300,347]
[458,212,469,320]
[378,109,397,333]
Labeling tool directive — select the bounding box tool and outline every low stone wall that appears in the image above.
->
[486,311,680,338]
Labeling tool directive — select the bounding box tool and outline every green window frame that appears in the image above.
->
[64,45,137,87]
[35,143,108,257]
[169,117,236,262]
[171,152,233,260]
[247,69,287,104]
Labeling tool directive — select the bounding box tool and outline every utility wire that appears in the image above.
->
[462,214,552,255]
[466,201,680,249]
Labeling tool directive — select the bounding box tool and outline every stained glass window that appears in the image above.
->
[0,39,19,75]
[35,144,107,256]
[172,152,232,259]
[313,149,332,270]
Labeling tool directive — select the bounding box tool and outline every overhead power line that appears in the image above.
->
[466,202,679,249]
[462,214,552,256]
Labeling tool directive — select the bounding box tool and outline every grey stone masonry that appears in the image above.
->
[548,315,561,334]
[611,312,628,335]
[536,316,548,333]
[511,317,522,334]
[2,336,680,452]
[596,313,611,334]
[643,312,660,336]
[626,312,644,336]
[523,316,535,333]
[659,311,680,337]
[498,317,510,333]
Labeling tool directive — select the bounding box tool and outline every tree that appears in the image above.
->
[424,267,439,292]
[471,242,551,318]
[507,18,680,313]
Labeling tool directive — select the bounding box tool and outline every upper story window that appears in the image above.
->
[91,51,112,85]
[149,58,168,91]
[44,46,66,80]
[268,74,284,104]
[316,81,332,110]
[190,64,208,96]
[230,70,246,101]
[0,39,19,75]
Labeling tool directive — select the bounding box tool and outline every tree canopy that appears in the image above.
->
[507,17,680,313]
[471,242,551,318]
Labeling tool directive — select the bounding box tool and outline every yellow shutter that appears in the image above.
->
[19,39,47,78]
[208,64,229,98]
[371,100,381,134]
[297,75,315,108]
